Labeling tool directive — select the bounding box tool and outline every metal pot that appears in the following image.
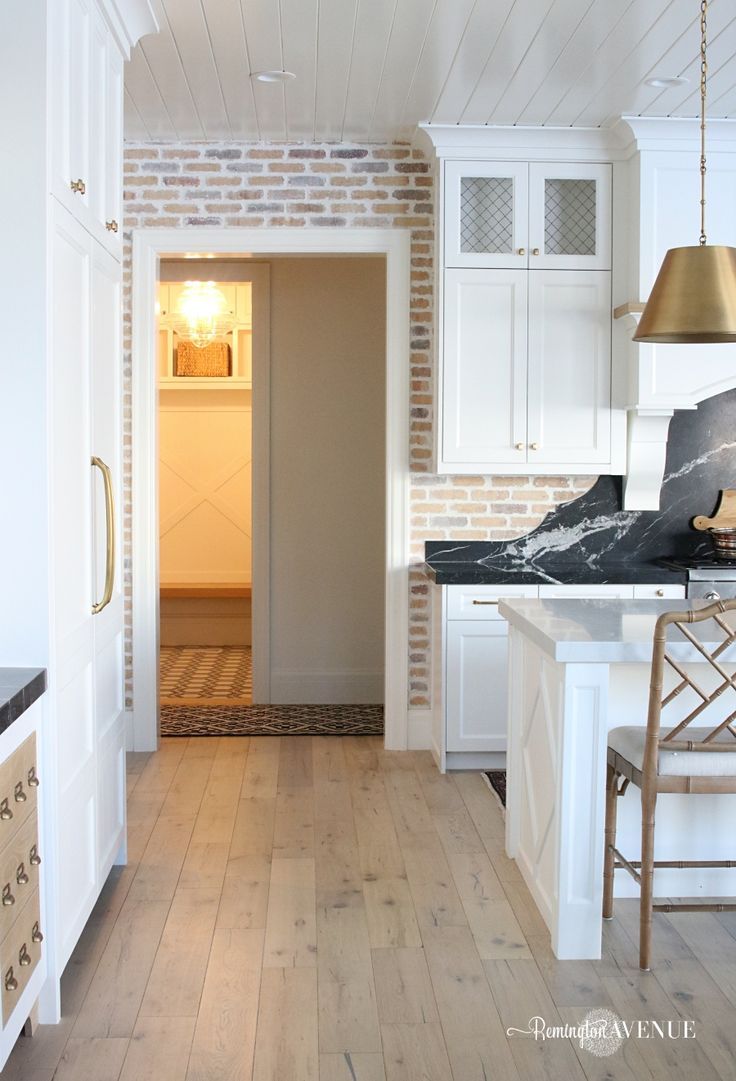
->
[709,527,736,559]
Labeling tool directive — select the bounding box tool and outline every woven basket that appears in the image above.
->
[176,340,231,377]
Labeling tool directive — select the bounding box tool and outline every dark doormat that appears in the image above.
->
[160,703,384,737]
[482,770,507,810]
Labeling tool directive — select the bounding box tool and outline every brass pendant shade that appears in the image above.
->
[633,245,736,344]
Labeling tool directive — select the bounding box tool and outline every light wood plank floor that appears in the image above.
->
[5,736,736,1080]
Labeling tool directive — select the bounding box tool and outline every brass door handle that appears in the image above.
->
[106,219,119,233]
[70,178,86,195]
[529,442,539,450]
[92,456,116,614]
[515,442,525,450]
[517,248,526,256]
[532,247,540,256]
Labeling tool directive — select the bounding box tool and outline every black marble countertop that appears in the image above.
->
[0,669,47,736]
[423,560,688,586]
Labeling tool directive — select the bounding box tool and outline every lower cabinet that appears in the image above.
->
[436,581,686,771]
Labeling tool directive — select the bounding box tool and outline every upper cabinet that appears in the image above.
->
[50,0,124,259]
[445,160,611,272]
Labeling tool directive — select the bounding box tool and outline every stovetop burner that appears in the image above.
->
[658,556,736,580]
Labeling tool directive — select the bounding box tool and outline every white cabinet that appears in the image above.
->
[50,0,124,258]
[437,581,686,770]
[441,268,611,470]
[444,159,611,271]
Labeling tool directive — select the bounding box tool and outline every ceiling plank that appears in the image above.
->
[125,39,179,139]
[368,0,439,142]
[429,0,515,125]
[160,0,231,137]
[341,0,397,140]
[652,13,736,118]
[124,85,152,140]
[199,0,260,138]
[241,0,287,139]
[313,0,359,141]
[281,0,319,140]
[136,0,204,137]
[398,0,476,130]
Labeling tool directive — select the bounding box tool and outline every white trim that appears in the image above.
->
[407,708,433,750]
[131,228,411,752]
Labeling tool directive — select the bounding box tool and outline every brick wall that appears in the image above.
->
[122,142,595,712]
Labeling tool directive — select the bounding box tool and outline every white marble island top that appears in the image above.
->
[498,597,736,664]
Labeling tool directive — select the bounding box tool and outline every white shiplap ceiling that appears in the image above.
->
[124,0,736,143]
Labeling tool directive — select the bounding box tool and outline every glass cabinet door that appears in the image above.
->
[528,162,611,270]
[444,161,529,269]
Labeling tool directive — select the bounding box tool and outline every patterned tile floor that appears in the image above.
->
[160,646,253,704]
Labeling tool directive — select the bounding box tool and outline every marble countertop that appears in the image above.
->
[498,598,735,663]
[423,560,688,586]
[0,669,46,736]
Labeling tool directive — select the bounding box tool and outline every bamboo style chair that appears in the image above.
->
[603,597,736,970]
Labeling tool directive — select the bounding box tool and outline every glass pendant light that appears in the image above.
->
[633,0,736,344]
[173,281,234,349]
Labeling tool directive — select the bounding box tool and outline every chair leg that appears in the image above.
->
[639,784,657,971]
[602,764,618,919]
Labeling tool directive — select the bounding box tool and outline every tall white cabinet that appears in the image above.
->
[0,0,155,1036]
[418,128,625,476]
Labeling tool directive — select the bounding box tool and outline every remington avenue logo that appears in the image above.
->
[506,1008,696,1058]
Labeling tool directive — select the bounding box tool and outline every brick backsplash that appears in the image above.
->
[122,142,596,713]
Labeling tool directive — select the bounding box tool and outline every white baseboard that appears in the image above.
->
[269,669,383,704]
[407,708,433,750]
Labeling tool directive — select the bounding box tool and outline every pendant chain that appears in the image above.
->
[700,0,708,245]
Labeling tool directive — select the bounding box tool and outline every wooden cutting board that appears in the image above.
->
[693,489,736,530]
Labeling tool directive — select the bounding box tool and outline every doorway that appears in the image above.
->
[156,260,268,710]
[132,228,410,751]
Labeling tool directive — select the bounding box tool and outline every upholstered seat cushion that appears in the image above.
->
[608,726,736,776]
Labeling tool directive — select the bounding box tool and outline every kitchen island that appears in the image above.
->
[499,597,736,960]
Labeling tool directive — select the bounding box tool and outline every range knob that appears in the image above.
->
[704,590,721,601]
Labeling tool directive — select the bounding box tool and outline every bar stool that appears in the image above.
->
[603,598,736,970]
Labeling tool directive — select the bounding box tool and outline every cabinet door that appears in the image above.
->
[444,161,528,269]
[528,162,611,270]
[442,269,527,469]
[103,41,124,251]
[538,585,634,599]
[50,203,99,968]
[50,0,92,217]
[527,271,611,467]
[90,241,126,879]
[446,621,510,753]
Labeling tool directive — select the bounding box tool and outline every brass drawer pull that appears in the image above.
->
[70,178,86,195]
[472,600,499,606]
[105,219,119,233]
[0,799,13,821]
[532,247,540,256]
[18,944,31,967]
[31,922,43,945]
[14,782,27,804]
[29,845,41,867]
[27,766,39,788]
[4,968,17,992]
[15,864,28,887]
[2,884,14,907]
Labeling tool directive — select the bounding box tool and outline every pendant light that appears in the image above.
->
[172,281,234,349]
[633,0,736,344]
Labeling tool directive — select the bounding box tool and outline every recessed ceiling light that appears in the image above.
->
[645,75,689,89]
[251,70,296,84]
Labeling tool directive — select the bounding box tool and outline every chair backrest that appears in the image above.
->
[644,598,736,774]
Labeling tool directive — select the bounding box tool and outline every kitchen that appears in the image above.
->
[3,1,736,1079]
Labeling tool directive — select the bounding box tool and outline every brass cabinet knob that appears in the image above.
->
[529,442,539,450]
[29,845,41,867]
[0,799,13,821]
[517,248,526,256]
[2,884,14,907]
[31,922,43,945]
[4,968,17,992]
[70,178,86,195]
[14,782,26,804]
[532,247,540,256]
[15,864,28,887]
[27,766,39,788]
[515,442,525,451]
[18,944,31,967]
[656,588,665,597]
[106,219,119,233]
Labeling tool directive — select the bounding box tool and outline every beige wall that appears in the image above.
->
[269,257,386,703]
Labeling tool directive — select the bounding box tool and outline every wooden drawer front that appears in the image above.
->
[0,734,39,846]
[632,584,687,600]
[447,584,539,621]
[0,889,41,1025]
[0,815,40,940]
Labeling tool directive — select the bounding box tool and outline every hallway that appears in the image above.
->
[4,737,736,1080]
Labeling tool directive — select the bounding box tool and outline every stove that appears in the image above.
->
[657,557,736,599]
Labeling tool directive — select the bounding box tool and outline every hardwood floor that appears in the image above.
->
[5,736,736,1080]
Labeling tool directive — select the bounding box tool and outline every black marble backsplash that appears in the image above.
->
[426,386,736,577]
